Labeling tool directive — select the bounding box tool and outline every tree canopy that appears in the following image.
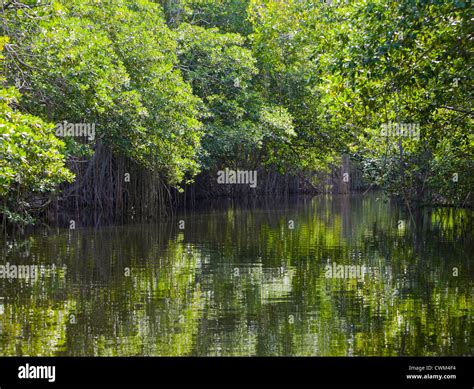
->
[1,0,472,226]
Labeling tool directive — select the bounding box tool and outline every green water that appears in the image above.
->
[0,194,472,356]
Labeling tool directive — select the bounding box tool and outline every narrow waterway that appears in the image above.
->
[0,194,472,356]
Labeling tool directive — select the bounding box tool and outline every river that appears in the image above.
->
[0,193,472,356]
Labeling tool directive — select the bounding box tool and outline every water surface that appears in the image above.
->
[0,194,472,356]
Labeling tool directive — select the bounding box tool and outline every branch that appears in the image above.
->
[438,106,474,116]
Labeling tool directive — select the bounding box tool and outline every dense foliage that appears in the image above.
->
[1,0,472,226]
[0,37,74,226]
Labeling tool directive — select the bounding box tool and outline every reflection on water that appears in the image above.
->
[0,194,472,356]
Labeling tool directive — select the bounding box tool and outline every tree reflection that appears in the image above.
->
[0,194,471,356]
